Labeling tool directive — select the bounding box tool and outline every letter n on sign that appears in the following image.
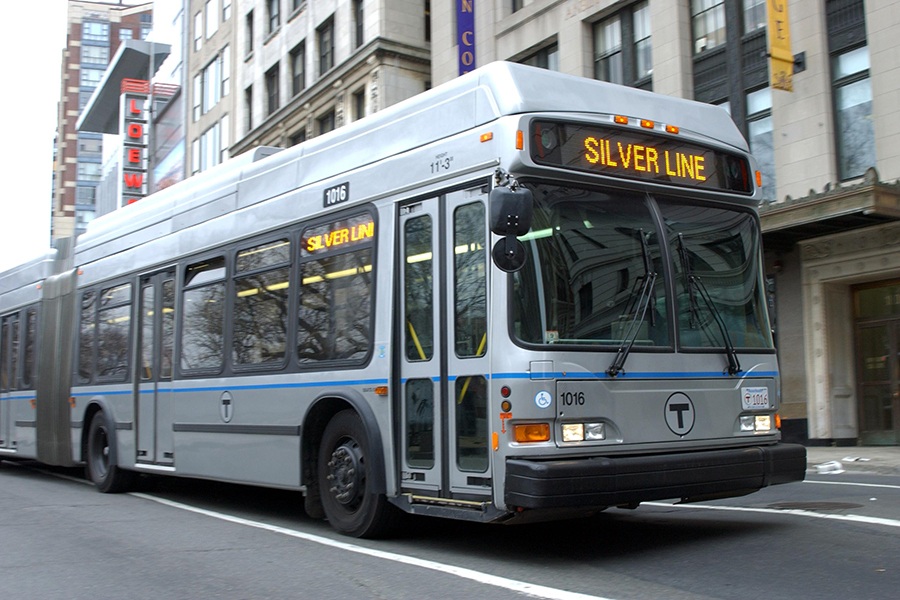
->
[457,0,475,76]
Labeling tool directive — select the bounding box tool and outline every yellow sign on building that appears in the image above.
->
[768,1,794,91]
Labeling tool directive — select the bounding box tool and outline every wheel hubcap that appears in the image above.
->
[326,439,363,506]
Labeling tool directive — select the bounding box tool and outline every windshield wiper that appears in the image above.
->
[676,234,742,376]
[607,229,656,377]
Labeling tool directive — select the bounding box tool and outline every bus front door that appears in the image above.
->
[398,189,492,501]
[136,271,175,466]
[0,314,16,451]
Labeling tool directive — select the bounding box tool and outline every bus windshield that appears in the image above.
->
[511,183,773,351]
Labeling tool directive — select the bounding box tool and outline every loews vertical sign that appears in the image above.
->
[121,92,149,205]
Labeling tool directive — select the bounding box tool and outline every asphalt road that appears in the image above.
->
[2,456,898,599]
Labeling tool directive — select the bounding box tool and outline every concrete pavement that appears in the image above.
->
[804,445,900,476]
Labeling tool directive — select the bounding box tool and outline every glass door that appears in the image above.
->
[136,271,176,464]
[397,188,492,498]
[855,282,900,445]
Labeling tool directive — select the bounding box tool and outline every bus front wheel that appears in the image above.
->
[86,411,134,493]
[317,410,397,538]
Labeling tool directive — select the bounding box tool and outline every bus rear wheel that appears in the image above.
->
[317,410,397,538]
[86,411,134,493]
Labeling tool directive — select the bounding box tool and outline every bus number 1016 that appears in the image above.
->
[560,391,586,406]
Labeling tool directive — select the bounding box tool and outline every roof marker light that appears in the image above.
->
[614,115,628,125]
[640,119,654,129]
[666,124,680,134]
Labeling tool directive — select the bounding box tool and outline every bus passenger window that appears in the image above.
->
[298,213,375,365]
[181,258,226,372]
[233,239,291,367]
[97,283,132,381]
[78,292,96,383]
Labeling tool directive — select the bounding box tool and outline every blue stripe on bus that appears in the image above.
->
[490,371,779,380]
[17,371,779,400]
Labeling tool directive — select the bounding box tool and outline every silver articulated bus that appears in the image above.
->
[0,62,805,537]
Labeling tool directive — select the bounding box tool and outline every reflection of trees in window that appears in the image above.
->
[404,215,433,361]
[78,292,96,383]
[233,240,290,367]
[835,78,875,180]
[454,203,486,358]
[97,284,132,380]
[661,201,772,349]
[298,249,372,363]
[234,267,290,365]
[513,185,668,346]
[181,259,226,371]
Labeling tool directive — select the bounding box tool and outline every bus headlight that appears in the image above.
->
[561,422,605,442]
[755,415,772,432]
[741,414,772,432]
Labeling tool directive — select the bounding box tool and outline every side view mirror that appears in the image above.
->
[489,186,533,272]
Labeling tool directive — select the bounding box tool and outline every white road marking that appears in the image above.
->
[644,501,900,528]
[131,492,612,600]
[803,479,900,491]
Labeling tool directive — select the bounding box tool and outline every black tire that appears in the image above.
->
[86,411,134,493]
[317,410,398,538]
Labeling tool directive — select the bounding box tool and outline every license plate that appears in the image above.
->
[741,387,770,409]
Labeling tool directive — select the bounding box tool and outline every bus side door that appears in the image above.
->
[136,271,176,465]
[398,188,492,499]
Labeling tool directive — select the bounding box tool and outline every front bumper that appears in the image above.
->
[505,443,806,509]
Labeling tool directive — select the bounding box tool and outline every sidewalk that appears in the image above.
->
[804,445,900,476]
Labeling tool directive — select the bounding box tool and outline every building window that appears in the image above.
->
[512,0,523,12]
[318,17,334,74]
[83,21,109,42]
[81,46,109,65]
[353,88,365,121]
[193,74,202,121]
[594,16,622,84]
[290,42,305,96]
[245,10,254,57]
[742,0,766,34]
[194,12,202,51]
[746,87,775,201]
[222,45,231,97]
[244,85,253,132]
[520,43,558,71]
[832,46,875,180]
[633,1,652,80]
[80,68,104,88]
[206,0,219,38]
[223,0,232,21]
[691,0,725,54]
[290,129,306,146]
[265,64,280,116]
[119,28,134,41]
[593,2,651,88]
[317,110,335,135]
[267,0,280,35]
[353,0,364,49]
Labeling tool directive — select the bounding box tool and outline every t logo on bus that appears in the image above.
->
[665,392,695,436]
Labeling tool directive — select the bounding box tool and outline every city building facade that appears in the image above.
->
[431,0,900,445]
[52,0,153,240]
